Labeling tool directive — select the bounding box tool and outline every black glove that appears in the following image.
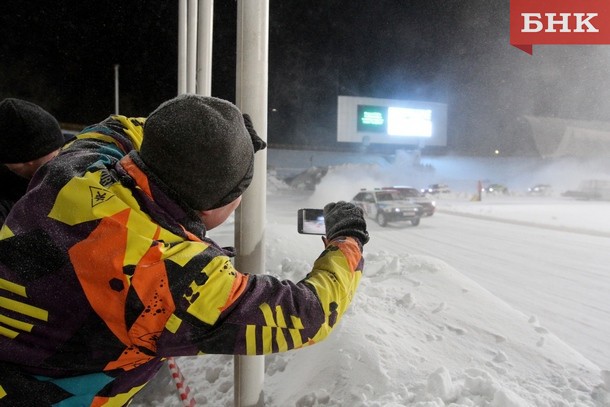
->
[323,201,369,245]
[242,114,267,153]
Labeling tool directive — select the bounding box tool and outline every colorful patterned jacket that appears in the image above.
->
[0,116,364,406]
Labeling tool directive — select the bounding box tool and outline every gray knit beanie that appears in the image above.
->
[141,94,263,211]
[0,98,64,164]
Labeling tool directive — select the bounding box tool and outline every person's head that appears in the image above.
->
[0,98,65,179]
[139,94,266,229]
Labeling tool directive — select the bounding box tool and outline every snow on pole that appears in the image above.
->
[167,357,197,407]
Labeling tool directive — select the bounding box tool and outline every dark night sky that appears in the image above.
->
[2,1,610,155]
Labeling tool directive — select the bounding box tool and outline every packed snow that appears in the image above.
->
[131,152,610,406]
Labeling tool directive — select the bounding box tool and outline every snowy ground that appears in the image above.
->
[131,159,610,406]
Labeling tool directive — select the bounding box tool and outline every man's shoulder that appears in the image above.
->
[77,115,145,153]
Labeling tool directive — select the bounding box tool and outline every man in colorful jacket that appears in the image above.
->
[0,94,369,406]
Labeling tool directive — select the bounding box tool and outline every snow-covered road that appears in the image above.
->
[362,207,610,368]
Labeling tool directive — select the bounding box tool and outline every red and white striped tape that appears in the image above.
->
[167,357,197,407]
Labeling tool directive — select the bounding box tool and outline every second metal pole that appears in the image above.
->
[233,1,269,406]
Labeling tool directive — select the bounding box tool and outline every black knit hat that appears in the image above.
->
[141,94,266,211]
[0,98,64,164]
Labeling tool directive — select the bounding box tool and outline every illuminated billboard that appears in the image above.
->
[338,96,447,147]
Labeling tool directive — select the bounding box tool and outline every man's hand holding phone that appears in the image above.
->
[297,208,325,235]
[298,202,369,246]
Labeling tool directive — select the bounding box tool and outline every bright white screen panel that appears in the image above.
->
[337,96,447,146]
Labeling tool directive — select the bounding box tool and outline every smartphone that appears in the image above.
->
[297,208,325,235]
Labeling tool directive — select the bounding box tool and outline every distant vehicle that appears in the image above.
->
[482,183,508,195]
[527,184,552,196]
[351,189,422,227]
[382,186,436,216]
[421,183,450,195]
[562,179,610,201]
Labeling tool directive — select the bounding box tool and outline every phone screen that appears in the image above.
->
[297,208,325,235]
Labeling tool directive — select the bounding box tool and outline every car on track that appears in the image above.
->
[382,186,436,216]
[527,184,552,196]
[421,183,450,195]
[562,179,610,201]
[351,189,422,227]
[482,183,509,195]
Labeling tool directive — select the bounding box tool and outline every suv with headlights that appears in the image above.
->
[382,186,436,216]
[351,189,422,227]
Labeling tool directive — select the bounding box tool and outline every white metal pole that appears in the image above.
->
[234,1,269,406]
[114,64,119,114]
[196,0,214,96]
[187,0,198,93]
[178,0,188,94]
